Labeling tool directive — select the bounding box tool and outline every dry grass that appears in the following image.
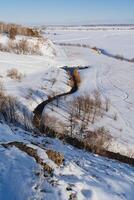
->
[0,39,42,55]
[9,27,17,40]
[7,68,24,81]
[73,69,81,86]
[0,22,40,38]
[46,150,64,166]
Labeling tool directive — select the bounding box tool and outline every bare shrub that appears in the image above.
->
[9,27,17,40]
[0,22,40,37]
[115,54,124,60]
[67,91,103,138]
[0,84,32,129]
[0,91,19,123]
[17,39,29,54]
[0,81,32,129]
[46,150,64,166]
[73,69,81,86]
[92,46,98,51]
[7,68,24,81]
[6,39,42,55]
[72,96,83,118]
[68,110,76,137]
[72,95,94,120]
[105,98,110,112]
[31,41,42,55]
[0,22,42,55]
[91,90,102,124]
[42,114,66,135]
[84,127,112,153]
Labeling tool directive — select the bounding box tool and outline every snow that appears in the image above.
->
[1,124,134,200]
[0,34,65,58]
[0,52,70,112]
[0,26,134,199]
[28,143,58,170]
[44,28,134,157]
[45,28,134,59]
[0,146,41,200]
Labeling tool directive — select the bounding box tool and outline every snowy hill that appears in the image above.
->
[0,34,65,58]
[1,123,134,200]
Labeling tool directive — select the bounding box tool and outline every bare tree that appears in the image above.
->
[105,98,110,112]
[68,112,75,136]
[91,90,102,124]
[42,113,66,135]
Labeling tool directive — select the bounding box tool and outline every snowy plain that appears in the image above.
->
[45,27,134,59]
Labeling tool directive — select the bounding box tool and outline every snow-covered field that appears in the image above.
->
[1,26,134,199]
[45,27,134,59]
[45,27,134,156]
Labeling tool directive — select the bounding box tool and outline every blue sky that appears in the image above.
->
[0,0,134,24]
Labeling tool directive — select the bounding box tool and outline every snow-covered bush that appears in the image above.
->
[7,39,42,55]
[0,36,58,56]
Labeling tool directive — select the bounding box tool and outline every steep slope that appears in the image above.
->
[1,124,134,200]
